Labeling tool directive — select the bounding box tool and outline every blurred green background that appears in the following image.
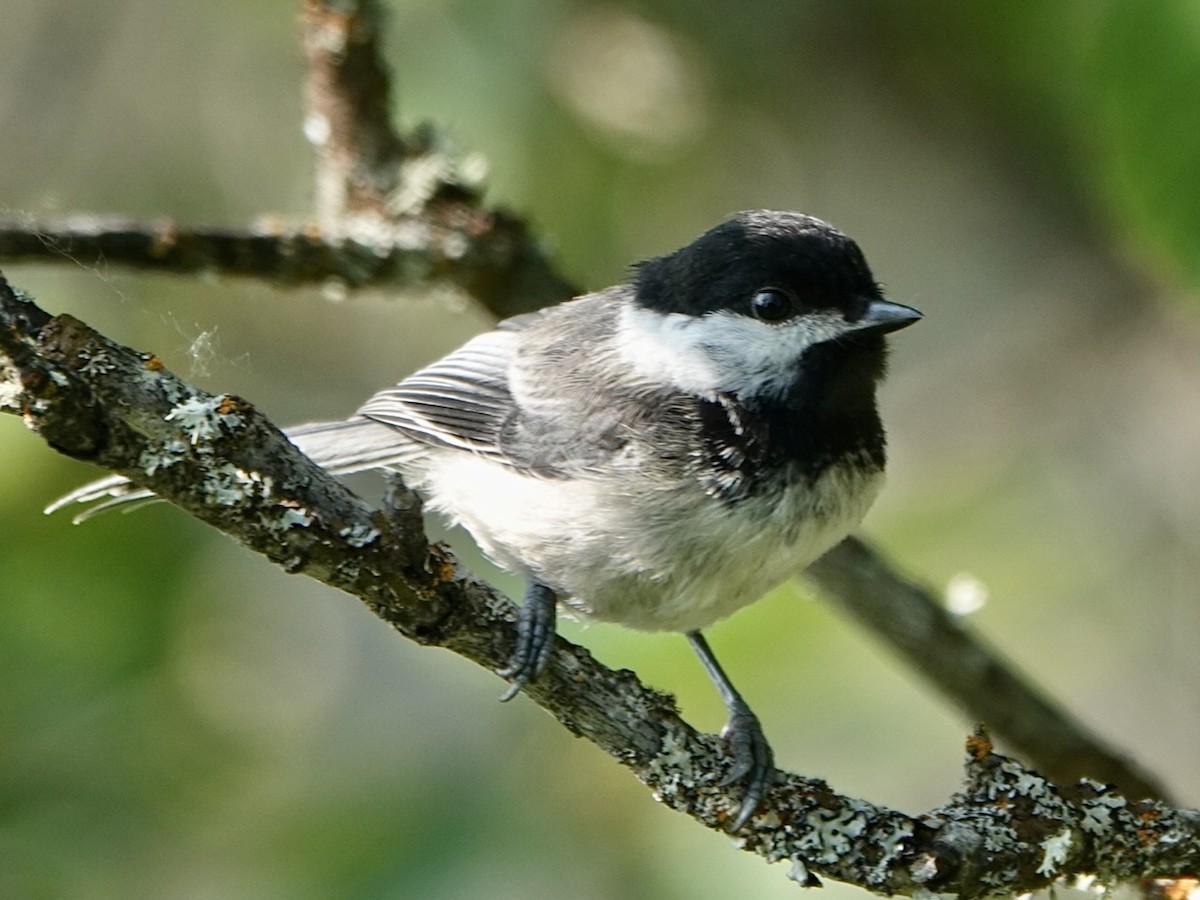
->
[2,1,1199,897]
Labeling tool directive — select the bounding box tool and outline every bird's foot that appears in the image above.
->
[719,707,775,831]
[497,582,557,702]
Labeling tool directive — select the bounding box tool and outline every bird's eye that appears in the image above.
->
[750,288,798,322]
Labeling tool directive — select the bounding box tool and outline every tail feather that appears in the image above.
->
[43,475,158,522]
[47,416,416,521]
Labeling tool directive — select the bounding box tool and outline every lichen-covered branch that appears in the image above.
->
[2,273,1198,897]
[0,0,1173,842]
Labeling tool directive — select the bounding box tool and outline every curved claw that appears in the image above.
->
[720,708,775,831]
[498,581,557,701]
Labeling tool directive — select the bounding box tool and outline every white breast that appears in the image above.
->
[405,449,883,634]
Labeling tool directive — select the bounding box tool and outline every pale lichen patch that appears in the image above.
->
[1037,827,1072,876]
[279,507,315,529]
[786,858,811,886]
[77,347,116,376]
[646,730,698,806]
[139,440,188,476]
[1080,789,1127,835]
[339,522,380,547]
[0,361,23,410]
[165,394,239,445]
[201,463,273,506]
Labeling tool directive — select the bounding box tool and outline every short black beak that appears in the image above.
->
[848,299,922,336]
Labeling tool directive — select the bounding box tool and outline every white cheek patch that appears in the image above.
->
[615,304,723,395]
[616,303,849,397]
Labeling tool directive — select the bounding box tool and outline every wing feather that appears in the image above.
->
[356,329,519,460]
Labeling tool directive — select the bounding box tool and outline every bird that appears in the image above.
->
[49,210,921,831]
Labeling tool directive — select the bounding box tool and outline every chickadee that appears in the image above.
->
[51,210,920,830]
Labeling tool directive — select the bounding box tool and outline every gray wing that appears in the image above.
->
[355,327,520,463]
[358,297,644,476]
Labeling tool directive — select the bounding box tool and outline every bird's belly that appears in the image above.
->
[410,452,883,634]
[571,463,883,632]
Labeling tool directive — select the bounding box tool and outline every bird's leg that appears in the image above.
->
[686,630,775,831]
[498,580,558,702]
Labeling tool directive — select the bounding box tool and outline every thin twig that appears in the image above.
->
[0,212,572,317]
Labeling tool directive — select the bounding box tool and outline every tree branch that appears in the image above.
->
[0,0,1168,807]
[3,274,1197,896]
[0,0,1186,888]
[0,211,573,318]
[301,0,407,224]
